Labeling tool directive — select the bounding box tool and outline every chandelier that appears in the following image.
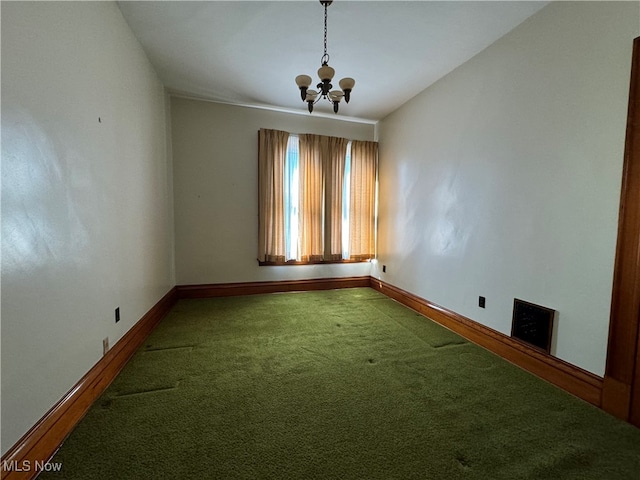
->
[295,0,355,114]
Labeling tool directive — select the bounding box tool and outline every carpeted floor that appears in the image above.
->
[41,288,640,479]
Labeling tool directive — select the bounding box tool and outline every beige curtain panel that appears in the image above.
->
[258,128,289,262]
[349,140,378,260]
[299,134,325,262]
[324,136,348,261]
[299,134,348,262]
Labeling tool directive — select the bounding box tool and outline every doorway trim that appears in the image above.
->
[602,36,640,427]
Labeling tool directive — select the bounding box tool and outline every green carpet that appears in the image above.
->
[41,288,640,479]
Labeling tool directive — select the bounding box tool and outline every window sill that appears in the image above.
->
[258,259,371,266]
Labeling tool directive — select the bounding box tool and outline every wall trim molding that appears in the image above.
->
[168,91,378,125]
[0,288,178,480]
[176,276,371,299]
[369,278,604,407]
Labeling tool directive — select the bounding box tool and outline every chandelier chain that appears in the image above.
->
[323,1,329,64]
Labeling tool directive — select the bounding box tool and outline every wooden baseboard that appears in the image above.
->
[1,288,178,480]
[369,278,604,407]
[176,276,371,299]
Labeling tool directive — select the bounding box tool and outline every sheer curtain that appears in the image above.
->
[349,140,378,260]
[258,128,289,262]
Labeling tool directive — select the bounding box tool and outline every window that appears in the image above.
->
[258,129,377,265]
[284,135,300,261]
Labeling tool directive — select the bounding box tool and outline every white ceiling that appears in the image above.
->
[117,1,548,122]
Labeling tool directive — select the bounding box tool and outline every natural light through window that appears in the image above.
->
[342,141,351,260]
[284,135,300,261]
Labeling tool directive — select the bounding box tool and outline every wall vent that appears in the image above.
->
[511,299,554,353]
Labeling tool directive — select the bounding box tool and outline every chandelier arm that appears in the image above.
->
[312,93,332,105]
[308,92,335,105]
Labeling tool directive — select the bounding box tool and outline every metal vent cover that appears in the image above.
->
[511,299,554,353]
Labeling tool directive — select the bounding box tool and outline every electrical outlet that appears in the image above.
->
[479,296,486,308]
[115,307,120,323]
[382,265,387,273]
[103,337,109,355]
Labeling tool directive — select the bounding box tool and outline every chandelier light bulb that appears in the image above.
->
[296,75,312,88]
[329,90,343,113]
[339,77,355,103]
[328,90,343,102]
[296,74,312,101]
[338,77,355,91]
[318,64,335,82]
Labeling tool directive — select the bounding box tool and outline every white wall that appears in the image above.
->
[1,2,174,453]
[375,1,638,376]
[171,98,375,285]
